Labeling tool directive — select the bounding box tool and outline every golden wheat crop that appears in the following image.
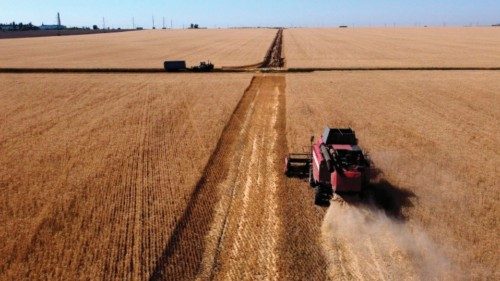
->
[285,71,500,280]
[0,73,253,280]
[284,28,500,68]
[0,29,276,68]
[1,25,498,281]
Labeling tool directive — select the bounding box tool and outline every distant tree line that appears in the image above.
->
[0,22,40,31]
[0,21,97,31]
[1,21,140,32]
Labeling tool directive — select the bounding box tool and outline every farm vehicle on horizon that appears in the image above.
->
[164,60,214,72]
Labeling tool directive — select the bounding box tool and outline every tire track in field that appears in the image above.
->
[262,28,285,68]
[197,76,286,280]
[278,174,330,278]
[274,75,330,281]
[149,76,260,280]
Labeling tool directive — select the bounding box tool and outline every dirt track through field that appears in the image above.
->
[196,75,285,280]
[262,29,285,68]
[149,75,328,280]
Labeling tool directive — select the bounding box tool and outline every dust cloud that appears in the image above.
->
[321,199,459,280]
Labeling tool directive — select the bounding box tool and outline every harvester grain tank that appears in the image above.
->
[285,128,371,205]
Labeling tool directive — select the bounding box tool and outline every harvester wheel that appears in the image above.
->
[314,188,322,205]
[308,165,316,187]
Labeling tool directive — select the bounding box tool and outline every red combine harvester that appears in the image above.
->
[285,128,371,205]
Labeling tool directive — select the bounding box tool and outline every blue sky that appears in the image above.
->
[0,1,498,28]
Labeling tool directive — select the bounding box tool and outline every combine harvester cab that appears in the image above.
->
[285,128,371,205]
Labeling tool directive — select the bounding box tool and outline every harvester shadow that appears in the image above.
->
[148,172,214,281]
[341,179,416,221]
[293,167,416,220]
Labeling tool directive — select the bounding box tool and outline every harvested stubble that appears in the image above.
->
[286,71,500,280]
[0,29,276,68]
[0,73,252,280]
[284,28,500,68]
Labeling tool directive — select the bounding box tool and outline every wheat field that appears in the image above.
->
[284,28,500,68]
[285,71,500,279]
[0,29,276,68]
[1,26,499,281]
[0,73,253,280]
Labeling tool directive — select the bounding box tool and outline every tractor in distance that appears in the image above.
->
[285,128,372,205]
[191,61,214,72]
[163,60,214,72]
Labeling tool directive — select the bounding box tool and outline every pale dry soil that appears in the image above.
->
[286,71,499,280]
[0,29,276,68]
[284,28,500,68]
[0,73,253,280]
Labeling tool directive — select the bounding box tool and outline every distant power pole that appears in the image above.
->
[132,17,135,29]
[57,12,61,27]
[152,15,155,29]
[170,19,173,29]
[102,17,105,29]
[163,17,165,29]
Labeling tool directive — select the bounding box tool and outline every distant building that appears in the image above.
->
[39,24,66,30]
[39,13,66,30]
